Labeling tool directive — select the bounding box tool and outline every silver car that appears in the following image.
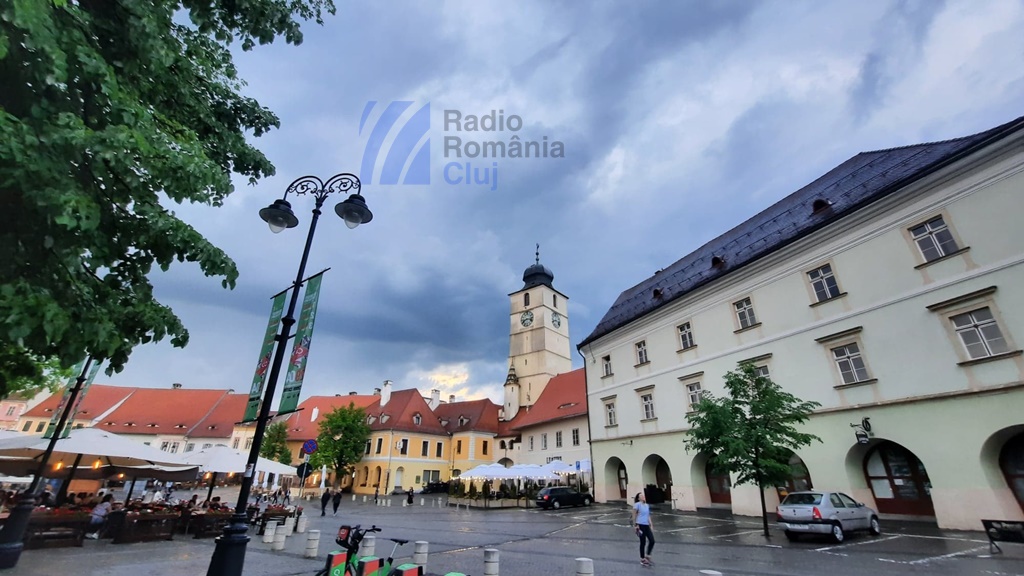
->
[776,491,881,543]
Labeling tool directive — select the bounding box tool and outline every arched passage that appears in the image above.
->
[394,466,405,490]
[775,451,813,499]
[373,466,382,488]
[1000,432,1024,513]
[603,457,628,501]
[864,441,934,516]
[705,456,731,505]
[641,454,673,504]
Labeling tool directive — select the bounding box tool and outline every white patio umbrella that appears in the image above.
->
[0,428,188,469]
[319,465,327,489]
[456,463,508,480]
[541,460,575,475]
[176,444,295,476]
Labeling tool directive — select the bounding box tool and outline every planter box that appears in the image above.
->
[113,512,178,544]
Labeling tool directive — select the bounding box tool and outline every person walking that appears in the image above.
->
[320,488,331,517]
[331,489,342,515]
[631,491,655,567]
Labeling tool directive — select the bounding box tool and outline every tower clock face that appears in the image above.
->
[520,310,534,327]
[551,312,562,328]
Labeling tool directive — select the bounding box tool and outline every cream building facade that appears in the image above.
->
[578,115,1024,530]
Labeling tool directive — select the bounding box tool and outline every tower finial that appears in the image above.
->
[535,243,540,265]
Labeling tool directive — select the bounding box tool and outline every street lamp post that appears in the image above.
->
[206,173,372,576]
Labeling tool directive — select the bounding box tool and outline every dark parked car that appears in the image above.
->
[421,481,450,494]
[536,487,592,510]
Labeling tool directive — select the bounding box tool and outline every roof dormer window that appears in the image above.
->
[147,423,158,428]
[711,256,726,269]
[413,414,422,425]
[124,422,136,427]
[458,416,469,427]
[812,198,832,214]
[175,424,187,429]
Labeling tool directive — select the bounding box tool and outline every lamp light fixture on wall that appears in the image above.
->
[850,417,872,444]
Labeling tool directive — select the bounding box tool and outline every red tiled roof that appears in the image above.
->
[22,384,137,420]
[190,393,249,438]
[433,398,501,435]
[280,394,378,439]
[508,368,587,432]
[367,389,448,436]
[93,388,236,436]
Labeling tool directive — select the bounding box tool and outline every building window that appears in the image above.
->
[183,443,194,452]
[524,292,530,306]
[735,298,757,329]
[677,322,695,350]
[808,264,841,302]
[553,294,558,308]
[365,440,372,455]
[35,422,45,433]
[456,440,463,454]
[160,441,170,451]
[169,442,180,453]
[605,401,617,427]
[686,382,703,411]
[951,307,1009,359]
[602,355,613,377]
[21,421,31,432]
[832,343,870,384]
[232,437,240,449]
[640,393,655,420]
[478,440,486,455]
[436,442,443,458]
[413,414,422,425]
[529,436,534,451]
[572,428,580,446]
[541,433,548,450]
[244,437,253,449]
[421,440,429,457]
[910,216,959,262]
[375,438,383,454]
[73,423,83,429]
[635,340,649,365]
[202,443,212,449]
[399,439,408,455]
[754,365,770,378]
[555,431,563,448]
[5,406,15,416]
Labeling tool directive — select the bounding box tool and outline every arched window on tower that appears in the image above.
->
[524,293,530,306]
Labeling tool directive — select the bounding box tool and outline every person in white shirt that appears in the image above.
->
[85,494,115,539]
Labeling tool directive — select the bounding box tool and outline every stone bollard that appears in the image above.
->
[387,499,392,507]
[262,523,276,544]
[304,530,320,558]
[361,534,376,558]
[284,516,296,535]
[352,494,357,501]
[296,515,308,534]
[413,541,429,568]
[420,498,425,506]
[484,548,499,576]
[272,527,287,551]
[575,558,594,576]
[362,495,367,503]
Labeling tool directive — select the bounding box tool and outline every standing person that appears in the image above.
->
[631,491,655,567]
[331,489,342,515]
[85,494,116,539]
[320,488,331,516]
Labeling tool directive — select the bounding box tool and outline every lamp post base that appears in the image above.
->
[0,499,37,569]
[205,513,251,576]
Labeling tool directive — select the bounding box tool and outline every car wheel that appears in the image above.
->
[784,530,799,542]
[552,500,561,509]
[831,523,845,543]
[583,497,592,506]
[869,516,881,536]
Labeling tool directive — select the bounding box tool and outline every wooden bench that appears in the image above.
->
[256,511,290,536]
[23,515,91,549]
[190,512,233,539]
[112,512,178,544]
[982,519,1024,554]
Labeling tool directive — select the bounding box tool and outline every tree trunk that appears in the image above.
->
[753,447,769,537]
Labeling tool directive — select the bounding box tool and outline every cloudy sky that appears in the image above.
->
[105,0,1024,406]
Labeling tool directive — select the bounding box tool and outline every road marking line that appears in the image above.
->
[900,533,990,544]
[663,526,716,533]
[711,529,764,539]
[698,571,724,575]
[816,535,902,552]
[878,544,990,565]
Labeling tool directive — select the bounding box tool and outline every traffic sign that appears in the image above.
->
[296,462,313,479]
[302,439,318,454]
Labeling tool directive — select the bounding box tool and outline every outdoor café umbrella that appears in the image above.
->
[176,444,296,503]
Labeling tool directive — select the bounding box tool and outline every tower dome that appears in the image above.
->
[522,244,554,289]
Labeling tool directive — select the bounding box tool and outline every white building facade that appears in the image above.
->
[578,115,1024,530]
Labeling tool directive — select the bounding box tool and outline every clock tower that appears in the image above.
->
[504,247,571,421]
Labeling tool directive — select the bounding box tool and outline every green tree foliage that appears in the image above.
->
[0,0,335,376]
[260,421,292,466]
[0,349,73,399]
[685,362,822,537]
[308,403,371,485]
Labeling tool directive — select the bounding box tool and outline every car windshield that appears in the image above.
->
[782,493,822,505]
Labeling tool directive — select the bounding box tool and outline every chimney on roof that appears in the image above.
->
[172,383,182,389]
[374,388,381,396]
[449,394,455,404]
[381,380,392,407]
[429,389,441,410]
[311,407,319,422]
[349,391,357,395]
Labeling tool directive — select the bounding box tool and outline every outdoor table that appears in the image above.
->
[111,511,178,544]
[256,509,292,535]
[189,511,233,538]
[23,511,91,549]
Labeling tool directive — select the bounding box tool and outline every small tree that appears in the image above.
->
[685,362,822,537]
[308,403,371,485]
[260,422,293,466]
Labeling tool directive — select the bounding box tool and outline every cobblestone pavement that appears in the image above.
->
[4,494,1022,575]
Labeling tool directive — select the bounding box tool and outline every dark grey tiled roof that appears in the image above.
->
[579,114,1024,349]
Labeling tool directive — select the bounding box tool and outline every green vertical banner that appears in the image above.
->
[44,359,101,439]
[278,273,324,413]
[243,292,288,422]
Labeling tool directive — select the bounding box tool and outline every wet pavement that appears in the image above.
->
[4,494,1022,575]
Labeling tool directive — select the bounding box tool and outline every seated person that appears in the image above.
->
[85,494,116,539]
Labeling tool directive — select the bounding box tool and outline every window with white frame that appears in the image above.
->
[160,441,170,451]
[5,406,15,416]
[808,264,841,302]
[555,431,563,448]
[169,442,180,453]
[678,322,695,349]
[399,438,409,455]
[640,392,655,420]
[602,355,613,376]
[421,440,429,457]
[184,443,195,453]
[244,437,253,449]
[202,443,212,449]
[572,428,580,446]
[832,343,870,384]
[375,437,383,454]
[365,440,372,455]
[910,216,959,262]
[754,364,770,378]
[232,437,240,449]
[605,401,617,426]
[635,340,649,365]
[541,433,548,450]
[951,307,1009,359]
[734,297,757,329]
[686,382,703,411]
[529,436,534,451]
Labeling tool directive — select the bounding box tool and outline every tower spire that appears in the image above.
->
[535,243,540,265]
